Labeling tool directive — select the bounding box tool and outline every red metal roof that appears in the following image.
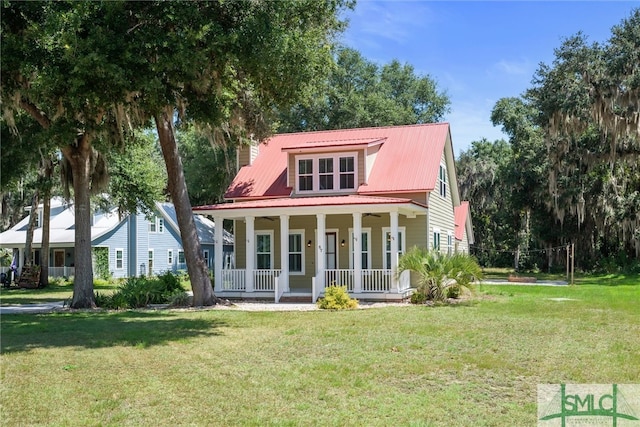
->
[282,137,386,152]
[224,123,451,200]
[195,195,425,212]
[454,201,469,241]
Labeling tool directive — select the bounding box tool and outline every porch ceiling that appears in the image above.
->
[193,195,427,219]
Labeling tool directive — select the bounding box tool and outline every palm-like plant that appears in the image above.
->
[397,247,483,302]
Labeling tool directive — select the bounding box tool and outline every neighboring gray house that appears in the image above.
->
[0,198,233,279]
[194,123,473,302]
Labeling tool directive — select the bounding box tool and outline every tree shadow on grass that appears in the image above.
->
[0,310,228,354]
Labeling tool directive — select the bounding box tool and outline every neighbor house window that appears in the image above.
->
[115,249,124,270]
[149,216,164,233]
[168,249,174,266]
[288,231,304,274]
[35,209,43,228]
[203,250,210,268]
[349,229,371,269]
[256,232,273,269]
[447,232,453,255]
[383,228,406,269]
[298,159,313,191]
[439,164,447,198]
[148,249,154,275]
[433,229,441,251]
[295,153,357,193]
[178,250,185,265]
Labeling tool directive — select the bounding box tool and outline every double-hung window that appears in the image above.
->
[318,158,334,190]
[339,157,355,190]
[298,159,313,192]
[439,164,447,198]
[288,231,304,274]
[383,228,406,269]
[295,153,357,193]
[349,229,371,269]
[433,229,441,251]
[256,232,273,269]
[115,249,124,270]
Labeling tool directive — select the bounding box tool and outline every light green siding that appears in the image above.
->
[428,151,456,253]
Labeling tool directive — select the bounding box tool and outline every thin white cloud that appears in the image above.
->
[343,2,435,46]
[493,58,532,76]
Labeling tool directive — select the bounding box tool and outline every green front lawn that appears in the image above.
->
[1,283,638,426]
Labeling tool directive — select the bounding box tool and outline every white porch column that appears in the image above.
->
[316,213,326,289]
[245,216,255,293]
[18,248,24,273]
[279,214,290,292]
[213,216,224,293]
[390,211,399,292]
[352,212,362,293]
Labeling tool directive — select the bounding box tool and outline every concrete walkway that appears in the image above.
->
[1,301,67,315]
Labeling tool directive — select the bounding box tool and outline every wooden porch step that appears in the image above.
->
[278,296,313,303]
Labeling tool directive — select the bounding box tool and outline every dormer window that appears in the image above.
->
[296,152,357,194]
[339,157,355,189]
[298,159,313,191]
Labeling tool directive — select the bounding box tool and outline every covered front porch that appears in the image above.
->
[196,195,428,302]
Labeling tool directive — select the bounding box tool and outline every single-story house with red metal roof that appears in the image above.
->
[194,123,473,302]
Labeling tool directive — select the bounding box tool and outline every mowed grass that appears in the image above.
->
[1,283,639,426]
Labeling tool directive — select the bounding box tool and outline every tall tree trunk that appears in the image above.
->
[63,135,96,309]
[154,109,215,306]
[40,195,50,287]
[24,191,39,267]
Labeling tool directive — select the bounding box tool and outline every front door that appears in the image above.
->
[54,250,65,267]
[325,232,337,269]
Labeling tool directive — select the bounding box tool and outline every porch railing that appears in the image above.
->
[221,269,246,291]
[325,269,354,292]
[361,269,392,292]
[254,269,281,291]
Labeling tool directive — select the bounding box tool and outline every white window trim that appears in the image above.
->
[203,249,210,268]
[167,249,174,266]
[178,249,185,265]
[115,248,124,270]
[447,231,453,255]
[348,227,372,270]
[382,227,406,270]
[295,152,358,194]
[158,218,164,233]
[288,229,305,275]
[439,164,447,198]
[433,228,441,251]
[255,230,274,270]
[148,249,154,274]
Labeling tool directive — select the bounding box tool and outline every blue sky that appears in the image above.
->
[339,1,639,155]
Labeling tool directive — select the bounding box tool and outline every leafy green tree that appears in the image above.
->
[178,126,236,207]
[2,1,350,307]
[456,138,515,267]
[528,9,640,263]
[278,47,450,131]
[106,131,167,219]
